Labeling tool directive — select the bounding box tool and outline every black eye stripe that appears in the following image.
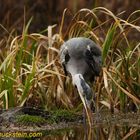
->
[65,53,70,63]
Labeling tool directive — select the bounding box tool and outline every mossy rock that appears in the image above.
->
[47,109,81,124]
[16,114,46,126]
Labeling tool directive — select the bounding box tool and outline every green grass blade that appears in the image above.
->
[19,57,36,106]
[102,24,116,65]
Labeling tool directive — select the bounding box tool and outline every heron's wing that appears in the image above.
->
[85,45,102,76]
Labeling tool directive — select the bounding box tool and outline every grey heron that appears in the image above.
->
[60,37,102,126]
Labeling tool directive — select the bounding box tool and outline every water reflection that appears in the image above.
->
[40,124,140,140]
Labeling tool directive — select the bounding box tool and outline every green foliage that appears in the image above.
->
[48,109,78,124]
[102,24,116,65]
[16,114,46,125]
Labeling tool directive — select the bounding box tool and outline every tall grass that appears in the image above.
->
[0,7,140,113]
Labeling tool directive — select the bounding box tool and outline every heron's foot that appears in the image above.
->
[82,108,87,126]
[94,111,101,124]
[90,102,95,112]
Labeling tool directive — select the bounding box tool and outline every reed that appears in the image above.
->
[0,7,140,113]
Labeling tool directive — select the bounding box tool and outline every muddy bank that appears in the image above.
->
[0,107,140,132]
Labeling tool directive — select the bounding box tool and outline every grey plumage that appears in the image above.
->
[60,37,102,125]
[60,37,102,82]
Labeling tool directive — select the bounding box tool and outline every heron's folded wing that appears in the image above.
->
[85,46,102,76]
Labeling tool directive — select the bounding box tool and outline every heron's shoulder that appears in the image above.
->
[64,37,93,45]
[87,43,101,56]
[61,37,88,47]
[60,37,101,56]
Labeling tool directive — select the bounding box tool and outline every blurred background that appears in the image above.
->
[0,0,140,35]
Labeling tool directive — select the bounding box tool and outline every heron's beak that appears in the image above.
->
[78,91,93,127]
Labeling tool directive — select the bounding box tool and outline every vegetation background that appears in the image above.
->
[0,0,140,113]
[0,0,140,34]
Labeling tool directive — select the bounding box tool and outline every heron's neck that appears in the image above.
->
[72,74,92,101]
[72,74,84,87]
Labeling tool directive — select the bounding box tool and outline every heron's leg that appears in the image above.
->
[83,107,92,140]
[82,107,89,140]
[92,92,100,123]
[83,107,86,126]
[95,97,101,123]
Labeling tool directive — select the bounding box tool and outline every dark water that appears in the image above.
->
[1,112,140,140]
[40,124,140,140]
[37,112,140,140]
[1,124,140,140]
